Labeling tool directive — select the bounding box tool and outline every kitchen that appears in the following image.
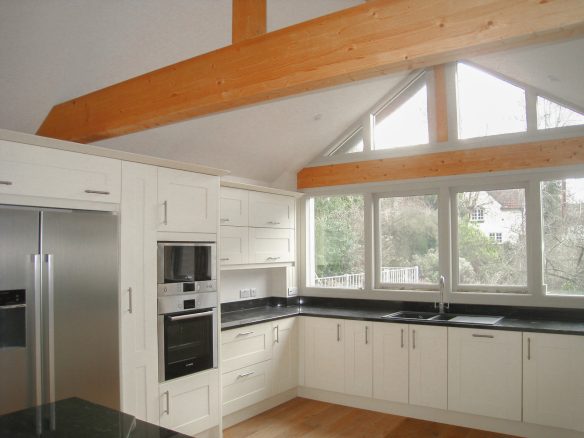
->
[0,1,584,437]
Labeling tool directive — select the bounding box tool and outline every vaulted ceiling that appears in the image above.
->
[0,0,582,188]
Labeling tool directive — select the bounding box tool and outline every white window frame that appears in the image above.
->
[470,207,484,222]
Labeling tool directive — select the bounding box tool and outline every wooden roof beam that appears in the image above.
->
[37,0,584,143]
[232,0,267,43]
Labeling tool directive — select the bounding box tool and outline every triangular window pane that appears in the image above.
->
[456,63,526,140]
[329,127,364,156]
[537,96,584,130]
[374,84,429,150]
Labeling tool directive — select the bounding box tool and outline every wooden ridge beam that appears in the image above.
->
[232,0,267,43]
[296,137,584,189]
[37,0,584,143]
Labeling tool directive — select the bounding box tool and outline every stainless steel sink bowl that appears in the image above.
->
[381,311,440,320]
[381,311,504,325]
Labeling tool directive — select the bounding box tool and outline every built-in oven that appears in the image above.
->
[157,292,218,382]
[157,242,216,296]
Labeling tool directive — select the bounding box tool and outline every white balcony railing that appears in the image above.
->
[314,266,419,289]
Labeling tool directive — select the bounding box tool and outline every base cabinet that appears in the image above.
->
[448,327,522,421]
[221,322,272,373]
[373,322,408,404]
[523,332,584,432]
[344,320,373,398]
[159,370,219,436]
[271,318,298,396]
[222,361,272,416]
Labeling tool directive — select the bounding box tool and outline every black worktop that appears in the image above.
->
[0,397,188,438]
[220,296,584,336]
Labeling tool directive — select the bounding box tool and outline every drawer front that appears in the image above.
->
[248,228,295,264]
[220,226,249,265]
[249,192,295,229]
[221,323,272,373]
[220,187,249,227]
[222,361,271,416]
[0,140,121,203]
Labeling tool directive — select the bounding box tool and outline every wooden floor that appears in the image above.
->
[224,398,519,438]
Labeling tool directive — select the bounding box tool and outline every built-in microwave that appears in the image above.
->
[157,242,217,295]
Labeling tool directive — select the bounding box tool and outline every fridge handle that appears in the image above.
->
[32,254,43,408]
[45,254,56,404]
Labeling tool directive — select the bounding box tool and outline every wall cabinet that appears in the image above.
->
[271,318,298,396]
[0,139,121,204]
[523,332,584,432]
[157,168,218,233]
[248,228,295,264]
[372,322,408,404]
[304,317,345,393]
[221,322,272,374]
[159,370,219,436]
[220,187,249,226]
[409,325,447,410]
[344,320,373,398]
[120,162,159,424]
[249,192,295,229]
[220,226,249,265]
[448,327,522,421]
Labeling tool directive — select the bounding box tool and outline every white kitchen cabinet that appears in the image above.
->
[372,322,409,404]
[248,228,295,264]
[220,226,249,266]
[271,318,298,396]
[159,370,219,436]
[120,162,159,423]
[0,139,121,204]
[157,167,218,233]
[523,332,584,432]
[249,191,295,229]
[448,327,522,421]
[344,320,373,398]
[222,361,272,416]
[221,322,272,374]
[409,325,447,410]
[220,187,249,227]
[304,317,345,393]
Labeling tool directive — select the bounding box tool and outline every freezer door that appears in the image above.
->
[0,207,41,415]
[42,210,120,410]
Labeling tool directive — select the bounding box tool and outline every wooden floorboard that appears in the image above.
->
[223,398,519,438]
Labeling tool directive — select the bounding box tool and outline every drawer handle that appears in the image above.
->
[85,189,110,195]
[527,337,531,360]
[163,200,168,225]
[237,371,255,379]
[266,257,281,261]
[0,181,13,186]
[236,331,254,336]
[400,328,404,349]
[268,221,281,225]
[220,218,230,222]
[220,258,230,261]
[472,334,494,339]
[412,329,416,350]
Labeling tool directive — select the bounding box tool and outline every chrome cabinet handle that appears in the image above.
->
[163,391,170,414]
[84,190,110,195]
[266,256,281,261]
[162,201,168,225]
[236,331,254,337]
[237,371,254,378]
[527,337,531,360]
[128,287,133,314]
[337,323,341,342]
[220,218,230,222]
[268,221,281,225]
[472,334,494,339]
[220,257,230,261]
[0,180,13,185]
[412,329,416,350]
[401,328,404,349]
[365,326,369,345]
[275,325,280,343]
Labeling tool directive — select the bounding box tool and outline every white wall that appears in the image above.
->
[220,268,287,303]
[267,0,363,31]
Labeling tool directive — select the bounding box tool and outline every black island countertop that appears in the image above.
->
[220,296,584,336]
[0,397,188,438]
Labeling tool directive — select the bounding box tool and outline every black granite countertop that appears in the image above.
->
[221,297,584,336]
[0,397,189,438]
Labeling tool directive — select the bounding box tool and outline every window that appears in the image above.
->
[377,194,439,286]
[307,195,365,289]
[455,188,527,290]
[328,127,364,156]
[541,178,584,296]
[470,208,484,222]
[537,96,584,130]
[373,81,429,150]
[456,63,526,140]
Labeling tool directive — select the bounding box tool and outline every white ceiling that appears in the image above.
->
[0,0,582,188]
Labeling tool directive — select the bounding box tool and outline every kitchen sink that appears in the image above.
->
[381,311,440,320]
[381,311,504,325]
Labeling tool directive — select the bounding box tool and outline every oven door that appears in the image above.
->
[158,308,217,382]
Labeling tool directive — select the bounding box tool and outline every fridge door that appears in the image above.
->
[0,207,41,415]
[42,210,120,410]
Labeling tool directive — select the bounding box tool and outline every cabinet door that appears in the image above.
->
[373,322,408,404]
[344,320,373,398]
[409,325,447,410]
[448,328,522,421]
[249,192,295,229]
[524,333,584,432]
[304,317,345,393]
[157,168,218,233]
[271,318,298,396]
[0,139,121,203]
[159,370,219,436]
[221,322,272,373]
[120,162,159,423]
[220,187,248,227]
[249,228,294,263]
[222,361,271,416]
[220,226,249,266]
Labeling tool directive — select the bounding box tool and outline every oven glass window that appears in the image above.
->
[164,311,213,380]
[163,245,213,283]
[194,246,212,281]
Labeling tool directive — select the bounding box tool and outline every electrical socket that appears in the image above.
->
[250,288,257,297]
[240,288,250,299]
[287,287,298,297]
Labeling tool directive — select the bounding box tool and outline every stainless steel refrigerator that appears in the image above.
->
[0,206,120,415]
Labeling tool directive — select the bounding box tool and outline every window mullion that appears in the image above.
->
[364,193,374,292]
[439,186,453,300]
[527,179,544,301]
